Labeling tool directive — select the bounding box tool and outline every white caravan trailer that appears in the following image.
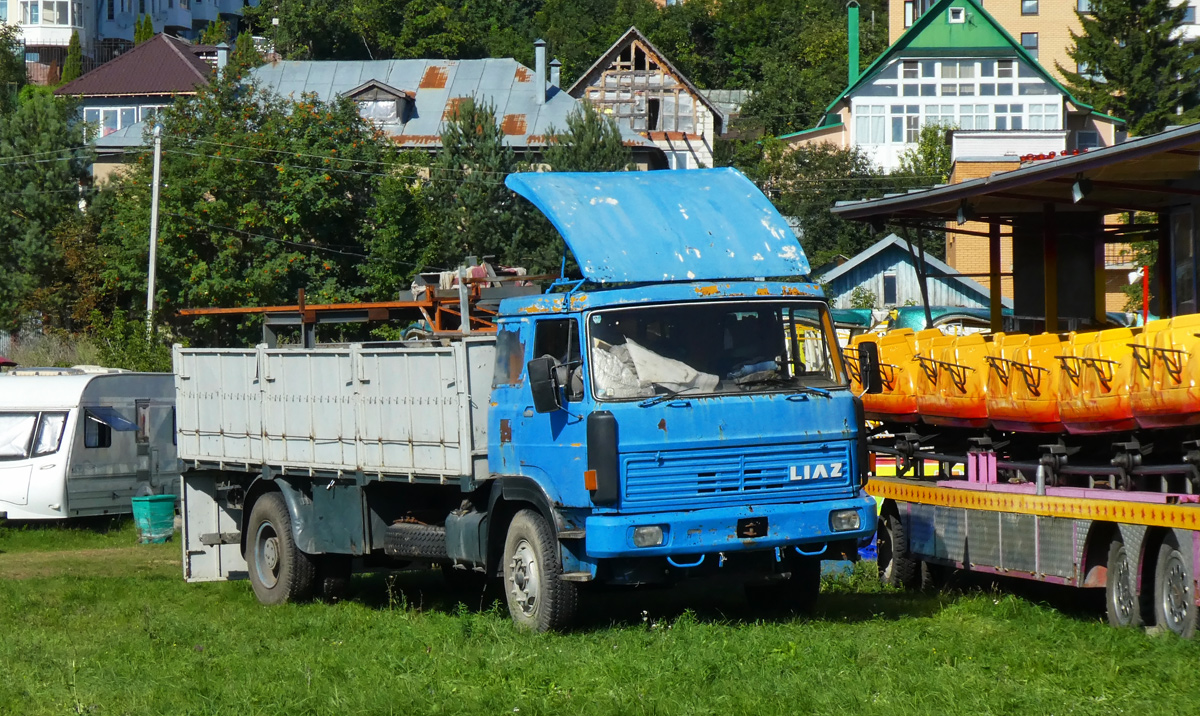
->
[0,368,180,520]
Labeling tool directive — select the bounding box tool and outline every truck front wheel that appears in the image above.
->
[877,511,918,589]
[246,492,315,605]
[502,509,577,632]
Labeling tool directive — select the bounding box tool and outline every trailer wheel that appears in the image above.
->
[502,509,577,632]
[1105,537,1142,629]
[877,511,918,589]
[1154,533,1197,638]
[246,492,315,605]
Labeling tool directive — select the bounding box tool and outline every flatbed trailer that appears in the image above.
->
[868,469,1200,637]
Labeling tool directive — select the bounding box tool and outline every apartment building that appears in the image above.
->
[3,0,254,83]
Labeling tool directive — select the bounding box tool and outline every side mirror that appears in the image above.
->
[527,356,563,413]
[858,342,884,395]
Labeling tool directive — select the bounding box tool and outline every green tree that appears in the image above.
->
[227,31,265,78]
[847,285,877,309]
[98,75,396,343]
[741,139,886,268]
[895,123,953,185]
[543,102,632,171]
[0,88,93,332]
[200,19,231,46]
[134,15,153,44]
[60,31,82,85]
[0,24,27,112]
[421,98,525,270]
[1059,0,1200,135]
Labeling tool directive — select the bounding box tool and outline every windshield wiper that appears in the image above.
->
[639,386,689,407]
[784,386,832,399]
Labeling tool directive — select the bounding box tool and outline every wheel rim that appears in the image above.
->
[508,538,540,616]
[1112,548,1136,624]
[1161,551,1190,632]
[255,521,281,589]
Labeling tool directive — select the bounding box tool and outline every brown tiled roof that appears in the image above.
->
[55,34,213,98]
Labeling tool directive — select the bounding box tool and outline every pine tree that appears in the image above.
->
[60,31,82,85]
[543,102,632,172]
[1058,0,1200,135]
[226,31,264,78]
[200,19,230,46]
[0,24,26,113]
[135,15,154,44]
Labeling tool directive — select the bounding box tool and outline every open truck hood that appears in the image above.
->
[505,168,810,283]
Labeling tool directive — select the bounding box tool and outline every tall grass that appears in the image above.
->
[2,524,1199,715]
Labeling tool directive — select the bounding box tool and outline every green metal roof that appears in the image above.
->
[776,121,844,141]
[806,0,1123,132]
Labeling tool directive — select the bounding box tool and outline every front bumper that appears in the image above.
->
[583,493,877,558]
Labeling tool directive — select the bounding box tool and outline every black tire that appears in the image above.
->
[1105,536,1142,629]
[1154,533,1197,638]
[246,492,315,605]
[502,509,577,632]
[745,554,821,614]
[317,555,352,602]
[877,511,918,589]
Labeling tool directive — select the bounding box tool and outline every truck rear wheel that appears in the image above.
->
[246,492,315,605]
[1154,533,1197,638]
[502,509,577,632]
[1105,536,1141,629]
[877,511,918,589]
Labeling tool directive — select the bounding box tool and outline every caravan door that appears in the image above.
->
[0,411,70,518]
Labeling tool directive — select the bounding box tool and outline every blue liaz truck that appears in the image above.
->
[176,168,878,631]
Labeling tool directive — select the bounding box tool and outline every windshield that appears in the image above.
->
[588,300,846,401]
[0,411,68,460]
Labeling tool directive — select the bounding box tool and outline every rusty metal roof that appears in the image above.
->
[249,58,655,151]
[55,34,213,98]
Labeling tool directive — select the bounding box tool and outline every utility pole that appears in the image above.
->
[146,124,162,338]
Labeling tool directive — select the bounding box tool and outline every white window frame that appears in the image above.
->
[855,104,886,145]
[1027,102,1059,130]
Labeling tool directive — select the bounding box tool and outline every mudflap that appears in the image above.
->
[181,472,248,582]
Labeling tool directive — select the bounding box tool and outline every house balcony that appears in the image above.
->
[18,23,82,47]
[190,0,218,24]
[951,130,1068,163]
[164,3,192,30]
[217,0,247,16]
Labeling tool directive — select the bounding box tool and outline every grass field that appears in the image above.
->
[2,519,1199,715]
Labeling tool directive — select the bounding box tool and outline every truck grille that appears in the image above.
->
[622,442,854,509]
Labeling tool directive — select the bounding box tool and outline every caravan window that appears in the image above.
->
[0,413,37,459]
[85,413,111,448]
[33,413,67,456]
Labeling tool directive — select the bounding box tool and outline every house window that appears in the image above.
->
[1021,33,1039,60]
[883,274,898,305]
[891,105,920,143]
[1027,103,1058,130]
[994,104,1024,130]
[20,1,39,23]
[959,104,990,129]
[647,98,661,131]
[925,104,955,127]
[1185,6,1197,23]
[904,0,915,26]
[357,99,399,123]
[1077,0,1091,11]
[1022,0,1038,14]
[1076,130,1100,150]
[0,3,6,20]
[997,60,1015,78]
[902,60,919,79]
[855,104,886,144]
[107,0,113,18]
[948,6,965,22]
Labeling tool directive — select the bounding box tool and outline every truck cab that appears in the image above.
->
[481,170,877,626]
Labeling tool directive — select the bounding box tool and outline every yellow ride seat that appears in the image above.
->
[916,333,995,428]
[988,332,1066,433]
[1060,327,1136,434]
[1132,313,1200,428]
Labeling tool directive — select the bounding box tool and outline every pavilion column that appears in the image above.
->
[989,219,1002,333]
[1093,214,1107,326]
[1043,203,1058,333]
[1158,216,1172,318]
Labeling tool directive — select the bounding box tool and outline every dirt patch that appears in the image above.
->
[0,546,180,580]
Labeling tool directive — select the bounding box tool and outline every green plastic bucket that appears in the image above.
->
[131,494,176,544]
